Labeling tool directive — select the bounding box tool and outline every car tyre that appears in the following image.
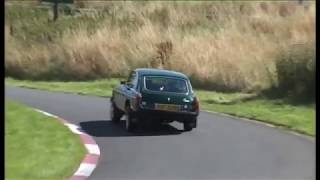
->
[110,102,121,123]
[184,117,197,131]
[184,122,193,131]
[125,105,137,132]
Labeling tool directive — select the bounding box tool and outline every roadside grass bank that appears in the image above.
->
[5,100,86,179]
[202,100,314,136]
[6,77,119,97]
[6,78,315,136]
[5,1,315,93]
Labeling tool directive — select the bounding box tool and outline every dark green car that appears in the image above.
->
[110,68,199,132]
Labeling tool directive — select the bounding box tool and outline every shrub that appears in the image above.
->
[274,42,315,101]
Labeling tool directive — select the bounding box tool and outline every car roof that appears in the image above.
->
[135,68,189,79]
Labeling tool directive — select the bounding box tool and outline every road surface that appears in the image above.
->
[5,86,315,180]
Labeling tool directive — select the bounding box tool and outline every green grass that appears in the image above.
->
[6,4,107,45]
[5,100,86,180]
[5,78,315,136]
[202,99,315,136]
[6,77,120,97]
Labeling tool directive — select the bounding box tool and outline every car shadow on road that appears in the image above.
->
[79,120,184,137]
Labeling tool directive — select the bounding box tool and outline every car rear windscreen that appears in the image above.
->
[144,76,188,93]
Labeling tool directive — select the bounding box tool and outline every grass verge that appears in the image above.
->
[6,78,315,136]
[5,100,86,179]
[6,77,119,97]
[202,99,314,136]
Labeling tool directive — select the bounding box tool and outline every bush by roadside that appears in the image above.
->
[274,42,315,102]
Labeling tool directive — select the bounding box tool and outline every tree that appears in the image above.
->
[41,0,74,21]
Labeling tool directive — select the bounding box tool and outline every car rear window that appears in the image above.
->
[144,76,188,93]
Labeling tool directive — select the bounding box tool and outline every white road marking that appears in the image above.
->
[85,144,101,155]
[65,123,83,134]
[35,109,58,118]
[73,163,97,177]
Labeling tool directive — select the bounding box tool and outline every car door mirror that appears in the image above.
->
[127,83,134,89]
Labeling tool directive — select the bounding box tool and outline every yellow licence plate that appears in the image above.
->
[155,104,180,111]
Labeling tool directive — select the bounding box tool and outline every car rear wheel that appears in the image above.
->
[110,102,121,123]
[184,117,197,131]
[125,105,137,132]
[184,123,193,131]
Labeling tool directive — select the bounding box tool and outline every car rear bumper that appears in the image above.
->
[134,107,198,122]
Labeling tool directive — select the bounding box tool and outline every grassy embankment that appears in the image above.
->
[6,78,315,136]
[5,1,315,92]
[5,100,86,179]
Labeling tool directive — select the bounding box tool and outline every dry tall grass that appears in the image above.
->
[5,1,315,92]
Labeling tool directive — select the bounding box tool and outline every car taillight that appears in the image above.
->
[192,97,199,111]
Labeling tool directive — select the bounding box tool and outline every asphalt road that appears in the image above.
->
[5,86,315,180]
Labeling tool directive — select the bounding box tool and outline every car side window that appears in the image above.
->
[133,75,139,90]
[127,72,135,84]
[127,71,138,89]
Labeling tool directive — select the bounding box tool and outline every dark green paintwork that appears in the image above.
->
[112,68,197,114]
[136,68,189,80]
[41,0,74,4]
[137,69,194,110]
